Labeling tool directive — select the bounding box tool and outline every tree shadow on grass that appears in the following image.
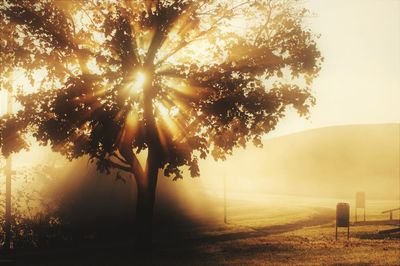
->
[157,207,335,247]
[354,231,400,240]
[2,208,335,265]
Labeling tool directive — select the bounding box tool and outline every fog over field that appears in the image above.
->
[199,123,400,200]
[2,123,397,239]
[0,0,399,264]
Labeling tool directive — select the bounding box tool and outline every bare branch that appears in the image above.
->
[155,13,228,67]
[110,151,130,165]
[106,159,132,173]
[254,0,273,46]
[119,146,144,181]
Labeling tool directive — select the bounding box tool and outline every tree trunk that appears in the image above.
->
[131,53,162,247]
[3,89,13,251]
[133,149,159,248]
[4,156,12,251]
[134,180,157,247]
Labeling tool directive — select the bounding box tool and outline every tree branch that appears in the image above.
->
[111,151,130,166]
[119,146,145,182]
[106,159,132,173]
[155,6,237,67]
[253,0,273,46]
[2,2,97,73]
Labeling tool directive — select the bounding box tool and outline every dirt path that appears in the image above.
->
[160,207,335,247]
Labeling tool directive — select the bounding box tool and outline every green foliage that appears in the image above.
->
[0,0,322,180]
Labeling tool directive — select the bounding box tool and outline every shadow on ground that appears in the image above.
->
[0,208,338,265]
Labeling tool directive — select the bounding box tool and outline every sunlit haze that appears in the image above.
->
[2,1,399,136]
[0,0,399,200]
[130,71,146,94]
[0,0,398,209]
[269,0,400,137]
[0,1,399,263]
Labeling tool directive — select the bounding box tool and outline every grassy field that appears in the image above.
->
[4,217,398,265]
[206,192,400,226]
[1,194,399,265]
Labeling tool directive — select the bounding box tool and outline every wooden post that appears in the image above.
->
[364,207,366,222]
[355,192,366,223]
[4,157,12,250]
[335,225,338,240]
[382,208,400,220]
[355,208,357,223]
[3,89,13,251]
[223,174,227,224]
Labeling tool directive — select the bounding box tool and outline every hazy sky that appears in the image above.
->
[0,0,399,135]
[271,0,400,136]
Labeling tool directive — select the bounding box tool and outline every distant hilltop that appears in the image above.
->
[214,123,400,200]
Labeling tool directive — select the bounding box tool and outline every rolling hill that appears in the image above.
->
[204,124,400,200]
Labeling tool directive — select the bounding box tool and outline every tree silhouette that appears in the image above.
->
[0,0,322,245]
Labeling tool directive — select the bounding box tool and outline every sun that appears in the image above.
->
[130,71,146,94]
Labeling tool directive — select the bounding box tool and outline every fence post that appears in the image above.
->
[3,88,13,251]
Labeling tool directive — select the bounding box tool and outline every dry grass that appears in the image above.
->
[2,196,399,265]
[14,220,395,266]
[166,223,400,266]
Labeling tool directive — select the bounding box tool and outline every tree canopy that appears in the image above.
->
[0,0,322,181]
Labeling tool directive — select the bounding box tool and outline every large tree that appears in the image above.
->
[0,0,322,245]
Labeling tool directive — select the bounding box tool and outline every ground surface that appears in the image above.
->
[1,195,399,265]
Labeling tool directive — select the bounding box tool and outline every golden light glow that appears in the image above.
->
[162,77,199,97]
[130,71,146,94]
[155,102,180,135]
[0,1,399,239]
[9,68,47,95]
[86,58,102,75]
[156,102,169,117]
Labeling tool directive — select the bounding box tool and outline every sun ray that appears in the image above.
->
[130,70,146,94]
